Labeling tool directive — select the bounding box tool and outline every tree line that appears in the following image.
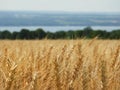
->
[0,27,120,40]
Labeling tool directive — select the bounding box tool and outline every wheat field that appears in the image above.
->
[0,39,120,90]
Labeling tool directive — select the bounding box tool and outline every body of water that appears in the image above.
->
[0,26,120,32]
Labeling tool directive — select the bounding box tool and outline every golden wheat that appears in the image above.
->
[0,39,120,90]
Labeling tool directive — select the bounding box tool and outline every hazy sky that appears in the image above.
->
[0,0,120,12]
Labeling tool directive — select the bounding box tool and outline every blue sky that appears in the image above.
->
[0,0,120,12]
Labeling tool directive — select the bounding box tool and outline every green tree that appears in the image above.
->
[46,32,55,39]
[109,30,120,39]
[66,30,75,39]
[83,26,93,38]
[12,32,19,39]
[29,31,36,39]
[18,29,30,39]
[0,30,12,39]
[35,28,46,39]
[54,31,66,39]
[74,30,83,39]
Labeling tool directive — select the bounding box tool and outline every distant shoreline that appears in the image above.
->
[0,26,120,32]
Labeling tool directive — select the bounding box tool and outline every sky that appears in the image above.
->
[0,0,120,12]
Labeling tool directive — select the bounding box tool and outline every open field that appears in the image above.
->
[0,40,120,90]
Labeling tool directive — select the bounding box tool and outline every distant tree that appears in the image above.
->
[0,30,12,39]
[84,26,93,31]
[83,26,93,38]
[93,30,107,39]
[12,32,19,39]
[109,30,120,39]
[0,27,120,40]
[46,32,55,39]
[74,30,83,39]
[35,28,46,39]
[54,31,66,39]
[19,29,30,39]
[0,31,1,39]
[66,30,75,39]
[29,31,36,39]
